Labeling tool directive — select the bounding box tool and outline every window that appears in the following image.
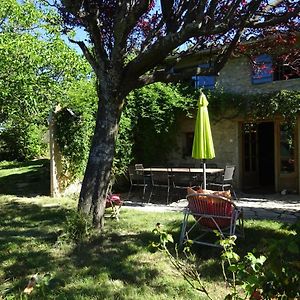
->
[280,123,295,174]
[252,54,273,84]
[192,64,215,89]
[273,57,300,81]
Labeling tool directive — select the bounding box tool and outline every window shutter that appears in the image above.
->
[192,64,216,89]
[252,54,273,84]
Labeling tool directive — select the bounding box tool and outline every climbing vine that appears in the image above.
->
[208,89,300,123]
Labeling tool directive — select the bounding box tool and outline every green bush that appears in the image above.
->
[0,123,48,161]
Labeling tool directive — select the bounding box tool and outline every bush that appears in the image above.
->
[0,123,48,161]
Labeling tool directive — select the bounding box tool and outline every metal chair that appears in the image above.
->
[180,193,244,248]
[127,165,148,200]
[208,165,237,199]
[135,163,144,170]
[149,168,171,204]
[171,168,193,199]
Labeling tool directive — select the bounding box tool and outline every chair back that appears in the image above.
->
[135,163,144,170]
[151,169,170,187]
[223,165,235,183]
[171,168,192,188]
[187,193,235,229]
[128,165,145,185]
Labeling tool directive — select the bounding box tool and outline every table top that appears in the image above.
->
[143,167,224,174]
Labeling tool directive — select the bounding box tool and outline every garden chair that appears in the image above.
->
[171,168,193,199]
[135,163,144,170]
[179,192,244,247]
[127,165,148,200]
[208,165,237,199]
[149,168,171,204]
[106,194,123,221]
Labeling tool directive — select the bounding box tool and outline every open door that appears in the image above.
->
[242,122,275,192]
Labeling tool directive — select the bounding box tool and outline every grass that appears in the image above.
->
[0,195,294,300]
[0,159,50,196]
[0,160,296,299]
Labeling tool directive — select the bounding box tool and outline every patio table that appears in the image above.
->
[143,167,224,175]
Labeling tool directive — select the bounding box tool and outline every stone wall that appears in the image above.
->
[217,56,300,94]
[169,115,241,187]
[211,119,240,187]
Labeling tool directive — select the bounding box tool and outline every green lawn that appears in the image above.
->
[0,194,294,300]
[0,160,296,299]
[0,160,50,197]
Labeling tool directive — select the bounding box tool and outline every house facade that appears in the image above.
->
[169,51,300,194]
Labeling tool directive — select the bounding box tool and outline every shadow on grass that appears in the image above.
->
[167,218,294,280]
[0,159,50,196]
[0,199,295,299]
[0,201,70,295]
[0,202,176,298]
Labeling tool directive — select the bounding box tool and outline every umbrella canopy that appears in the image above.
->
[192,92,215,189]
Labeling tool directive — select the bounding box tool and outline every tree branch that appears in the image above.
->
[68,38,99,73]
[113,0,150,50]
[250,6,300,28]
[161,0,178,33]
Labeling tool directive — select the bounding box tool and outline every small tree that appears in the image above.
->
[52,0,299,228]
[0,0,91,160]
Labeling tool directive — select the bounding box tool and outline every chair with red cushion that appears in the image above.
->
[179,193,244,247]
[106,194,123,221]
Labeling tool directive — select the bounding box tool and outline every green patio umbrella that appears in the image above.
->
[192,92,215,189]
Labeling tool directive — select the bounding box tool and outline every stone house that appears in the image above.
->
[169,42,300,194]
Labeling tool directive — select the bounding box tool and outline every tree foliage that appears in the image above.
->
[0,0,91,160]
[54,79,97,183]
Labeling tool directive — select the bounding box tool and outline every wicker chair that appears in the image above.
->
[179,193,244,247]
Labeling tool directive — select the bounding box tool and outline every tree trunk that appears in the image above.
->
[78,82,122,229]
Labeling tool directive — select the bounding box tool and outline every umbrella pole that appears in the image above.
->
[203,159,206,190]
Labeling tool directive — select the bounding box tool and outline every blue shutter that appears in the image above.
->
[192,64,215,89]
[252,54,273,84]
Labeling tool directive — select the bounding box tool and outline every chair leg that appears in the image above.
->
[142,184,147,200]
[166,185,170,204]
[179,211,189,247]
[231,186,237,200]
[148,185,155,203]
[128,185,133,200]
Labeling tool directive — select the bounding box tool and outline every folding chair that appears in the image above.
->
[208,165,237,199]
[179,193,244,247]
[106,194,123,221]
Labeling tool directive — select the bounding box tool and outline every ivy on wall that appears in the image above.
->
[208,90,300,123]
[126,83,197,166]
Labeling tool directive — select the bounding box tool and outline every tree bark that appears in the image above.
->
[78,80,122,229]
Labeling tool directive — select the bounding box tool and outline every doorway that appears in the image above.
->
[242,122,275,192]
